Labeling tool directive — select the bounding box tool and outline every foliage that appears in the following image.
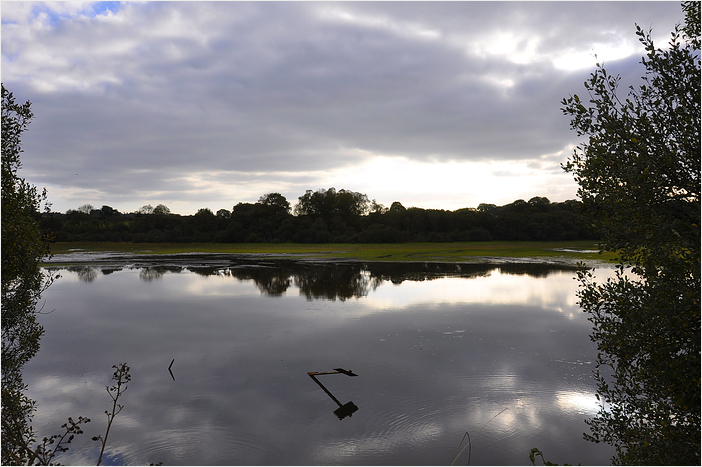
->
[369,199,387,214]
[1,84,141,465]
[258,192,291,214]
[3,413,91,466]
[529,448,572,466]
[195,207,214,217]
[41,195,597,244]
[389,201,406,212]
[152,203,171,215]
[1,83,57,465]
[682,0,700,49]
[138,204,154,214]
[100,205,120,217]
[294,187,370,220]
[77,204,93,214]
[561,3,700,464]
[3,363,131,466]
[1,84,53,367]
[216,208,231,219]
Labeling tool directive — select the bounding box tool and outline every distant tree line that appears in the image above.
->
[40,188,598,243]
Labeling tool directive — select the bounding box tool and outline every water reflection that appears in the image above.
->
[25,260,616,465]
[56,259,580,298]
[67,265,99,282]
[231,267,292,296]
[140,267,166,282]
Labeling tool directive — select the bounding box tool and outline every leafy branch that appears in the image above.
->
[30,416,91,466]
[1,405,90,466]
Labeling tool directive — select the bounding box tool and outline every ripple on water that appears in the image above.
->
[340,370,567,461]
[134,427,268,465]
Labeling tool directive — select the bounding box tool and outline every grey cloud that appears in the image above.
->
[25,266,614,465]
[2,1,684,211]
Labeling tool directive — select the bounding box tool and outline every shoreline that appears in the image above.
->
[43,248,614,270]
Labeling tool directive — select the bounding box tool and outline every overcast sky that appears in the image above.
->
[1,1,684,215]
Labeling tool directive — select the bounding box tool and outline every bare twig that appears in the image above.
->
[93,363,130,466]
[450,408,509,465]
[449,431,471,465]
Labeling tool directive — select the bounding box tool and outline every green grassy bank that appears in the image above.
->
[50,240,617,264]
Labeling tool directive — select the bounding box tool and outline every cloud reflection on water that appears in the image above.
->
[24,261,615,465]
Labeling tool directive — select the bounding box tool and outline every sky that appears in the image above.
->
[1,1,685,215]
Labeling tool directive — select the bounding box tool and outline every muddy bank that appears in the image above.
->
[43,249,610,272]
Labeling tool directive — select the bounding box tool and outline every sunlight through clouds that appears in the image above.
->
[324,155,576,211]
[553,41,638,70]
[316,5,442,42]
[1,1,683,214]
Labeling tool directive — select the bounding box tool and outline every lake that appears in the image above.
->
[25,255,615,465]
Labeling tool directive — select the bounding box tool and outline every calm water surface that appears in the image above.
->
[25,258,615,465]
